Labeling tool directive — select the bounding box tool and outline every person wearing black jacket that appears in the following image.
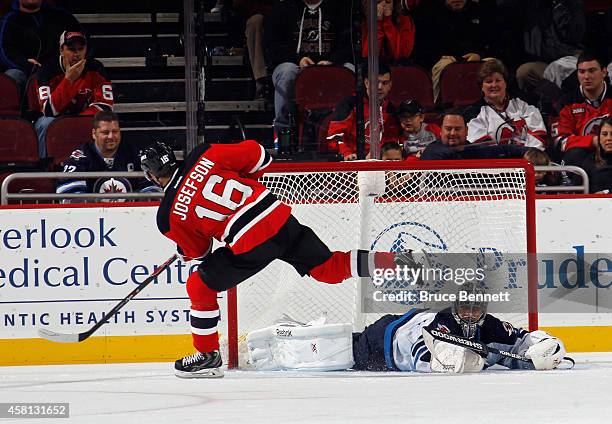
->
[264,0,353,139]
[563,116,612,194]
[0,0,82,91]
[412,0,495,102]
[421,110,527,160]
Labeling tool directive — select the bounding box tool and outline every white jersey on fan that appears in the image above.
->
[465,97,547,150]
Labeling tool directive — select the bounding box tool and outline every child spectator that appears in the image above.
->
[523,147,551,186]
[397,99,439,158]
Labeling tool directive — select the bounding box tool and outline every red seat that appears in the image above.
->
[0,118,39,164]
[389,65,435,110]
[294,65,355,151]
[45,115,93,168]
[0,74,20,116]
[439,62,483,108]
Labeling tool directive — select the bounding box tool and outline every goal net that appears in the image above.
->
[223,160,537,368]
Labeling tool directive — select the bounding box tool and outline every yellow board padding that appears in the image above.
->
[0,334,194,367]
[540,326,612,353]
[1,327,611,366]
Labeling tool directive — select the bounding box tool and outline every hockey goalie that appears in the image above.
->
[247,282,570,373]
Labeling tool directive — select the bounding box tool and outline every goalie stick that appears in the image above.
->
[424,327,531,363]
[424,327,575,368]
[38,254,179,343]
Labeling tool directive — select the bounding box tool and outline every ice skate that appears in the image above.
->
[175,350,224,378]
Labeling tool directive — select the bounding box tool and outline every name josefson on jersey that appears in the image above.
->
[173,157,215,221]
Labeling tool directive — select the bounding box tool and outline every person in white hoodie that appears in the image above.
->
[264,0,353,143]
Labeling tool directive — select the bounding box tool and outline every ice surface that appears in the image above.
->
[1,353,611,424]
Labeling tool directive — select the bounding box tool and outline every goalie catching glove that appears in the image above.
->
[523,330,566,370]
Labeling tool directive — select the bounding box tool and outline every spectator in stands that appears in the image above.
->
[326,63,400,160]
[397,99,439,158]
[34,31,113,158]
[380,141,404,160]
[563,115,612,193]
[421,110,467,159]
[362,0,415,64]
[265,0,352,144]
[422,110,527,160]
[515,0,585,94]
[464,59,547,150]
[555,53,612,153]
[232,0,274,99]
[0,0,82,93]
[56,111,158,199]
[524,148,552,186]
[412,0,494,101]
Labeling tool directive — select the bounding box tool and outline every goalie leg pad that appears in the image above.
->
[247,323,355,371]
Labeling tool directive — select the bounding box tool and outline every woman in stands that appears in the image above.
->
[563,116,612,194]
[362,0,416,64]
[464,59,548,150]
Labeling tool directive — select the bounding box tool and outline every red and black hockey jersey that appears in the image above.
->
[326,96,400,157]
[157,140,291,259]
[34,56,114,117]
[554,84,612,152]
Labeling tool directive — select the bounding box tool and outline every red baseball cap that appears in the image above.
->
[59,31,87,47]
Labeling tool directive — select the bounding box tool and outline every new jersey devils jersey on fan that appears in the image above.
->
[464,97,547,149]
[156,141,292,259]
[35,56,113,117]
[555,84,612,152]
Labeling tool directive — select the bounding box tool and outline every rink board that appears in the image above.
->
[1,197,612,365]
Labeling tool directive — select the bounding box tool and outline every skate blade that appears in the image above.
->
[175,368,224,379]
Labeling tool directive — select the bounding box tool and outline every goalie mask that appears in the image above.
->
[140,142,177,183]
[452,282,488,339]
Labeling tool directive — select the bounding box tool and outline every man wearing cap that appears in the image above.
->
[33,30,114,158]
[397,99,440,159]
[0,0,82,92]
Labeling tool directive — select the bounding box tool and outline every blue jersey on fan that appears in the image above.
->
[352,308,530,372]
[56,141,158,195]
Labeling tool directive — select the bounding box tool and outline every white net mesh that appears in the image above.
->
[225,162,534,367]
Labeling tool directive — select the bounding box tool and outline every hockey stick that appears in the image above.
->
[424,327,576,369]
[424,327,532,363]
[38,254,179,343]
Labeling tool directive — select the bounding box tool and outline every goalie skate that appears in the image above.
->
[175,350,224,378]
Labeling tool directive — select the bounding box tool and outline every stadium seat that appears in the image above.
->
[0,118,50,203]
[389,65,435,110]
[439,62,483,108]
[0,117,39,165]
[0,74,20,116]
[45,115,93,169]
[294,65,355,151]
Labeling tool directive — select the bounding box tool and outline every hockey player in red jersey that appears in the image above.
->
[140,140,418,378]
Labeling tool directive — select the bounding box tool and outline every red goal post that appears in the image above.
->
[225,159,537,368]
